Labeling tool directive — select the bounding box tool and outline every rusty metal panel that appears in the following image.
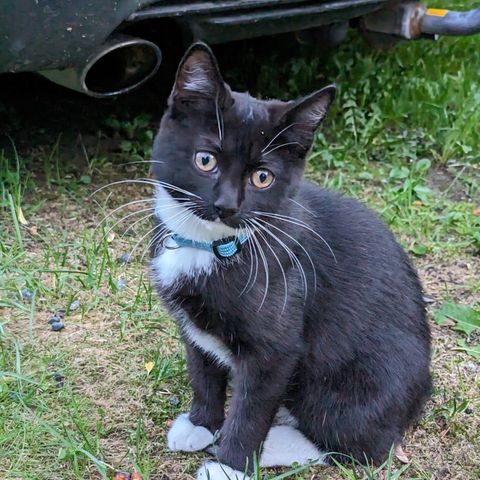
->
[0,0,157,72]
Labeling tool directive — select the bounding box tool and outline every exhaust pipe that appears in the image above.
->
[38,34,162,98]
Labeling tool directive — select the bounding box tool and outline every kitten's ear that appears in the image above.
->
[278,85,336,151]
[170,42,230,106]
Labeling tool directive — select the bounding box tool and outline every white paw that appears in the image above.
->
[196,461,250,480]
[167,413,214,452]
[260,425,325,467]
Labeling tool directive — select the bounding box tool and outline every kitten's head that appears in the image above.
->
[152,42,334,236]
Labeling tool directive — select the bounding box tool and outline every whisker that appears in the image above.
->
[239,224,255,296]
[256,216,317,287]
[262,141,302,157]
[101,206,156,243]
[261,122,299,153]
[121,211,158,239]
[140,210,192,263]
[241,224,259,296]
[103,200,194,242]
[129,207,193,262]
[143,205,198,263]
[90,178,162,197]
[247,219,288,313]
[289,198,315,215]
[91,178,201,199]
[245,219,269,311]
[117,160,164,167]
[250,218,308,301]
[215,91,224,143]
[95,198,155,230]
[253,211,337,263]
[253,217,316,299]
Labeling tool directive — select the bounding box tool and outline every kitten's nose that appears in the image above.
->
[214,202,238,219]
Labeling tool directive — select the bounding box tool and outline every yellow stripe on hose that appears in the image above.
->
[426,8,449,17]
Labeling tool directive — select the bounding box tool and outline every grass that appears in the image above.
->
[1,7,480,479]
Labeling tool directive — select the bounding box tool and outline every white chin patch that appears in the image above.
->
[154,186,236,242]
[152,186,239,286]
[167,413,214,452]
[197,461,249,480]
[260,425,325,467]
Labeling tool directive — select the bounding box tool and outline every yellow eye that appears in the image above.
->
[251,169,274,189]
[194,151,217,172]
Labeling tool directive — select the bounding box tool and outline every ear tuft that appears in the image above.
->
[290,85,336,129]
[171,42,225,100]
[276,85,336,152]
[305,85,336,127]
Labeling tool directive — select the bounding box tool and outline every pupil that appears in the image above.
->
[259,172,267,182]
[202,156,210,166]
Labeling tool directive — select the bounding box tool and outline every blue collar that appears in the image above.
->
[170,233,248,259]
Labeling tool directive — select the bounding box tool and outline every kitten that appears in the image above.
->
[150,42,431,479]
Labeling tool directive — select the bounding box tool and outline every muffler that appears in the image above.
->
[38,34,162,98]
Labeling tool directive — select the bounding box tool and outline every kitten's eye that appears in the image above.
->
[250,169,275,189]
[194,151,217,172]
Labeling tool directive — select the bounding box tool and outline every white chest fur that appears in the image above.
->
[151,186,238,287]
[152,247,215,287]
[152,187,235,368]
[180,312,234,368]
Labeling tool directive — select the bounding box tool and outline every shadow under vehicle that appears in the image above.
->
[1,0,480,98]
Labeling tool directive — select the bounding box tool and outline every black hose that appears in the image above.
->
[421,7,480,36]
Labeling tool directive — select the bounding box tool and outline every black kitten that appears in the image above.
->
[150,43,431,479]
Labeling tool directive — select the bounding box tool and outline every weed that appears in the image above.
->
[1,19,480,480]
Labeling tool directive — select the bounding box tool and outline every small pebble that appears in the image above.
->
[465,407,475,415]
[116,278,127,290]
[205,444,218,456]
[69,300,80,311]
[117,253,132,265]
[55,309,66,318]
[422,295,435,304]
[464,362,478,372]
[169,395,180,407]
[21,288,33,300]
[48,315,61,325]
[53,372,65,388]
[51,321,65,332]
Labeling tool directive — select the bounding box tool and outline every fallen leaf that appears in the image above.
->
[455,340,480,359]
[438,318,456,327]
[113,473,130,480]
[29,225,38,235]
[433,303,480,335]
[412,201,424,207]
[17,206,28,225]
[145,361,155,374]
[107,231,116,243]
[394,444,410,464]
[473,207,480,216]
[131,473,142,480]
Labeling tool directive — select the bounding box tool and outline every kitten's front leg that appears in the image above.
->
[168,341,228,452]
[199,351,299,477]
[186,341,228,433]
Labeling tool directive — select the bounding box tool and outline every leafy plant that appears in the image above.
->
[434,302,480,336]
